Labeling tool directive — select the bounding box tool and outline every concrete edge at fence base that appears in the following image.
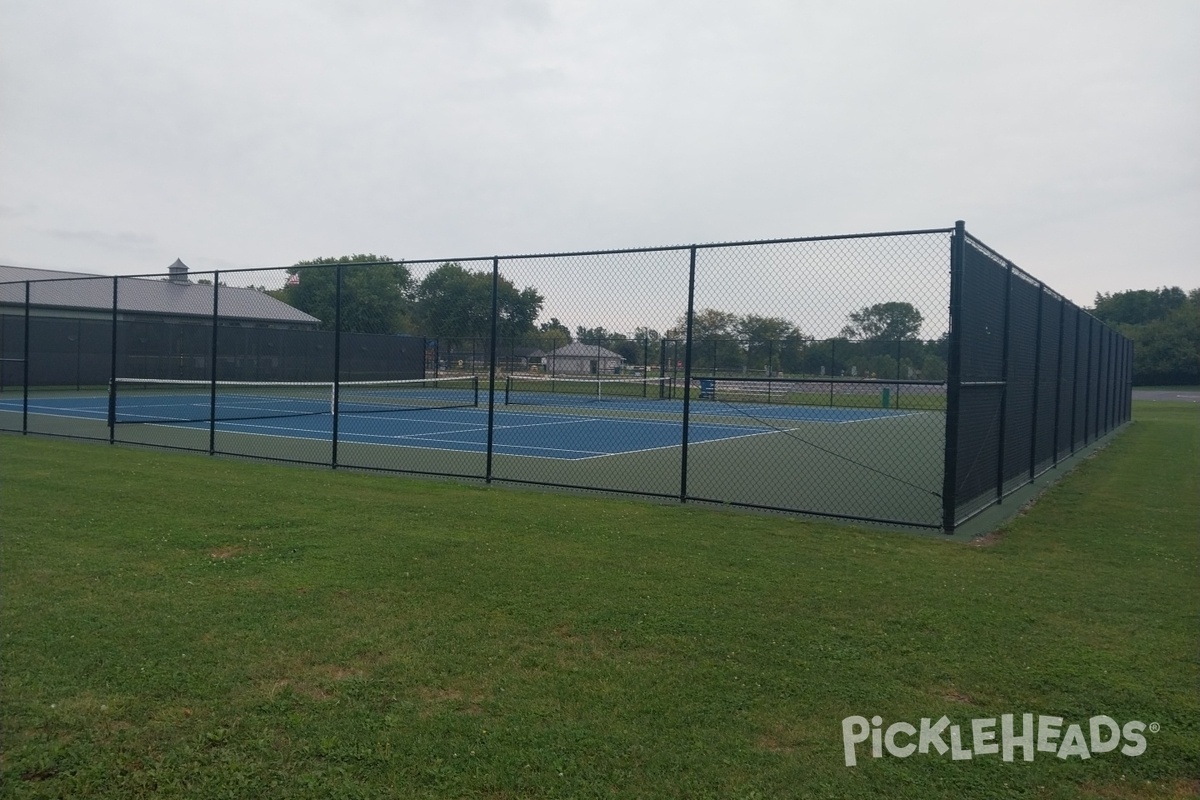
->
[944,424,1132,544]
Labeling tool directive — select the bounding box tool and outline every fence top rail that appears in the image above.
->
[490,226,956,262]
[2,226,958,284]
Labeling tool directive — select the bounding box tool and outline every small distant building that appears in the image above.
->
[505,347,545,371]
[543,342,625,375]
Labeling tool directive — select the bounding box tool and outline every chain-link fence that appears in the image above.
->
[0,222,1132,531]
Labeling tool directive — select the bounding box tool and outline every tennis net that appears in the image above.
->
[109,376,480,425]
[504,374,675,406]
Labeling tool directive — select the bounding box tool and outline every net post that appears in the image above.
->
[680,247,698,503]
[642,336,649,397]
[941,220,966,533]
[106,379,117,429]
[484,258,500,483]
[829,339,835,407]
[208,274,220,455]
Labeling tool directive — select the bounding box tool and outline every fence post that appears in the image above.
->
[1028,282,1044,480]
[1070,306,1082,453]
[1118,338,1128,424]
[331,265,342,469]
[107,277,118,442]
[1052,295,1065,467]
[21,282,30,435]
[680,247,698,503]
[1108,329,1115,432]
[208,274,220,456]
[941,220,966,532]
[485,257,499,483]
[1083,317,1094,445]
[994,260,1014,502]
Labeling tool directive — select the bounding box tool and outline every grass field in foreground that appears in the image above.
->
[0,402,1197,799]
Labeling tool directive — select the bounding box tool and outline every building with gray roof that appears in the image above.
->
[543,342,626,375]
[0,261,341,389]
[0,261,320,328]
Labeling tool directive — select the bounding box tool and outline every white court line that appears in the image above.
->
[339,431,611,457]
[0,404,108,419]
[221,415,616,455]
[171,414,748,459]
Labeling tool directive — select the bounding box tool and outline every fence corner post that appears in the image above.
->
[941,221,966,532]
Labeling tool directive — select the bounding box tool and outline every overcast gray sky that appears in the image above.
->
[2,0,1197,331]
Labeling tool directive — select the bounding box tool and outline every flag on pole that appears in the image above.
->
[286,273,300,286]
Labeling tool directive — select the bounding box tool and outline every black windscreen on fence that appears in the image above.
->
[1,222,1132,531]
[1032,293,1061,477]
[950,238,1008,521]
[1055,302,1078,461]
[945,228,1131,529]
[1003,272,1040,496]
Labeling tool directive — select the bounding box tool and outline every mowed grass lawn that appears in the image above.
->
[0,402,1196,799]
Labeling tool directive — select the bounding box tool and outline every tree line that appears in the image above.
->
[268,255,947,379]
[269,255,544,342]
[1091,287,1200,385]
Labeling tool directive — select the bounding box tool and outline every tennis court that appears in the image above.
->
[1,378,919,461]
[4,362,950,525]
[1,371,946,527]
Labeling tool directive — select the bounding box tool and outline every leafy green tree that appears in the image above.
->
[920,353,947,381]
[633,328,662,366]
[841,302,924,341]
[736,315,806,375]
[574,326,641,365]
[536,318,572,346]
[633,327,660,344]
[1090,286,1198,384]
[1124,297,1200,384]
[574,326,614,345]
[273,254,413,333]
[665,309,743,373]
[414,263,543,343]
[1093,287,1187,326]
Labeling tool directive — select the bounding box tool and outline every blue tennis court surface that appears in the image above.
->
[3,392,917,460]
